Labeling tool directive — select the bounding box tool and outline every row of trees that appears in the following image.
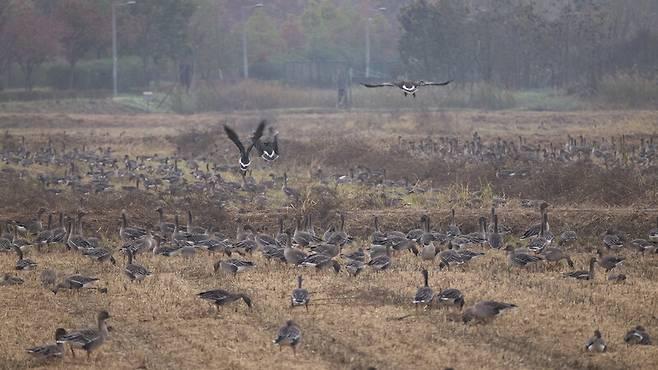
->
[400,0,658,90]
[1,0,656,92]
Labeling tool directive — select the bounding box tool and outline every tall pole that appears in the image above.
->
[365,18,371,78]
[241,6,248,79]
[112,3,118,97]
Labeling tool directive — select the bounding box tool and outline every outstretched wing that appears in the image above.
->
[421,80,452,86]
[362,82,395,88]
[224,125,245,155]
[248,120,266,153]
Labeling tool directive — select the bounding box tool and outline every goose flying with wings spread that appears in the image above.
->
[363,80,451,97]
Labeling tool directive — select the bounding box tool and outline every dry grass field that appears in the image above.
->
[0,107,657,370]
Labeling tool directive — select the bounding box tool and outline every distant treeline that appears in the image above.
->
[0,0,656,98]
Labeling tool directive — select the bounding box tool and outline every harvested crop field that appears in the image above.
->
[0,109,657,370]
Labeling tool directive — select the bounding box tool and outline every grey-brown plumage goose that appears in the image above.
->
[488,214,503,249]
[434,288,465,310]
[563,257,597,280]
[26,328,67,360]
[597,249,624,272]
[624,326,651,345]
[541,247,574,268]
[197,289,252,311]
[284,236,307,265]
[648,216,658,241]
[52,275,100,294]
[1,273,24,285]
[413,269,433,308]
[13,245,37,270]
[119,210,146,241]
[462,300,517,324]
[57,311,110,359]
[273,320,302,354]
[213,259,255,276]
[585,330,606,352]
[125,249,151,282]
[520,202,549,240]
[506,245,543,268]
[291,275,310,310]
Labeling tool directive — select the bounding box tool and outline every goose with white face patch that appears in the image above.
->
[362,80,452,97]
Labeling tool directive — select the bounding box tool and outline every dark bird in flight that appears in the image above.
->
[252,120,279,162]
[362,80,451,97]
[224,121,265,173]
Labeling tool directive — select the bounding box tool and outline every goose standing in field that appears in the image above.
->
[14,207,46,236]
[52,275,100,294]
[559,230,577,246]
[282,173,300,203]
[488,214,503,249]
[345,258,365,277]
[597,249,625,272]
[300,253,341,273]
[585,330,607,353]
[506,245,543,269]
[284,235,307,265]
[124,249,151,282]
[1,273,24,285]
[292,217,321,247]
[155,207,176,235]
[36,213,53,250]
[13,245,37,270]
[527,213,550,253]
[197,289,252,311]
[26,328,67,360]
[224,121,264,174]
[447,209,461,237]
[213,258,255,276]
[563,257,597,280]
[291,275,310,310]
[40,268,57,287]
[253,121,279,161]
[434,288,465,310]
[412,269,433,309]
[368,246,392,271]
[462,300,517,324]
[624,326,651,345]
[602,229,624,250]
[57,311,110,359]
[83,247,116,265]
[119,210,146,241]
[273,320,302,354]
[540,247,574,268]
[362,79,451,97]
[520,202,549,240]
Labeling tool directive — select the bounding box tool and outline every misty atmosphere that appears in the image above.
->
[0,1,657,369]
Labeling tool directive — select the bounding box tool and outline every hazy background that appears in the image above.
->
[1,0,657,112]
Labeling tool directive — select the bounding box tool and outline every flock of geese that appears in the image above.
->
[1,202,656,361]
[398,132,657,171]
[0,120,656,366]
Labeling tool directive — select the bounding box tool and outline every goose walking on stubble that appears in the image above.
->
[597,249,625,272]
[291,275,310,310]
[57,311,111,360]
[506,245,543,269]
[273,320,302,354]
[13,245,37,270]
[52,275,101,294]
[412,269,433,309]
[563,257,597,280]
[197,289,252,312]
[434,288,465,310]
[462,300,517,325]
[124,249,152,282]
[26,328,68,361]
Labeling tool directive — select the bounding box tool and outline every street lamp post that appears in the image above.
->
[365,7,386,79]
[241,3,264,79]
[112,1,136,98]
